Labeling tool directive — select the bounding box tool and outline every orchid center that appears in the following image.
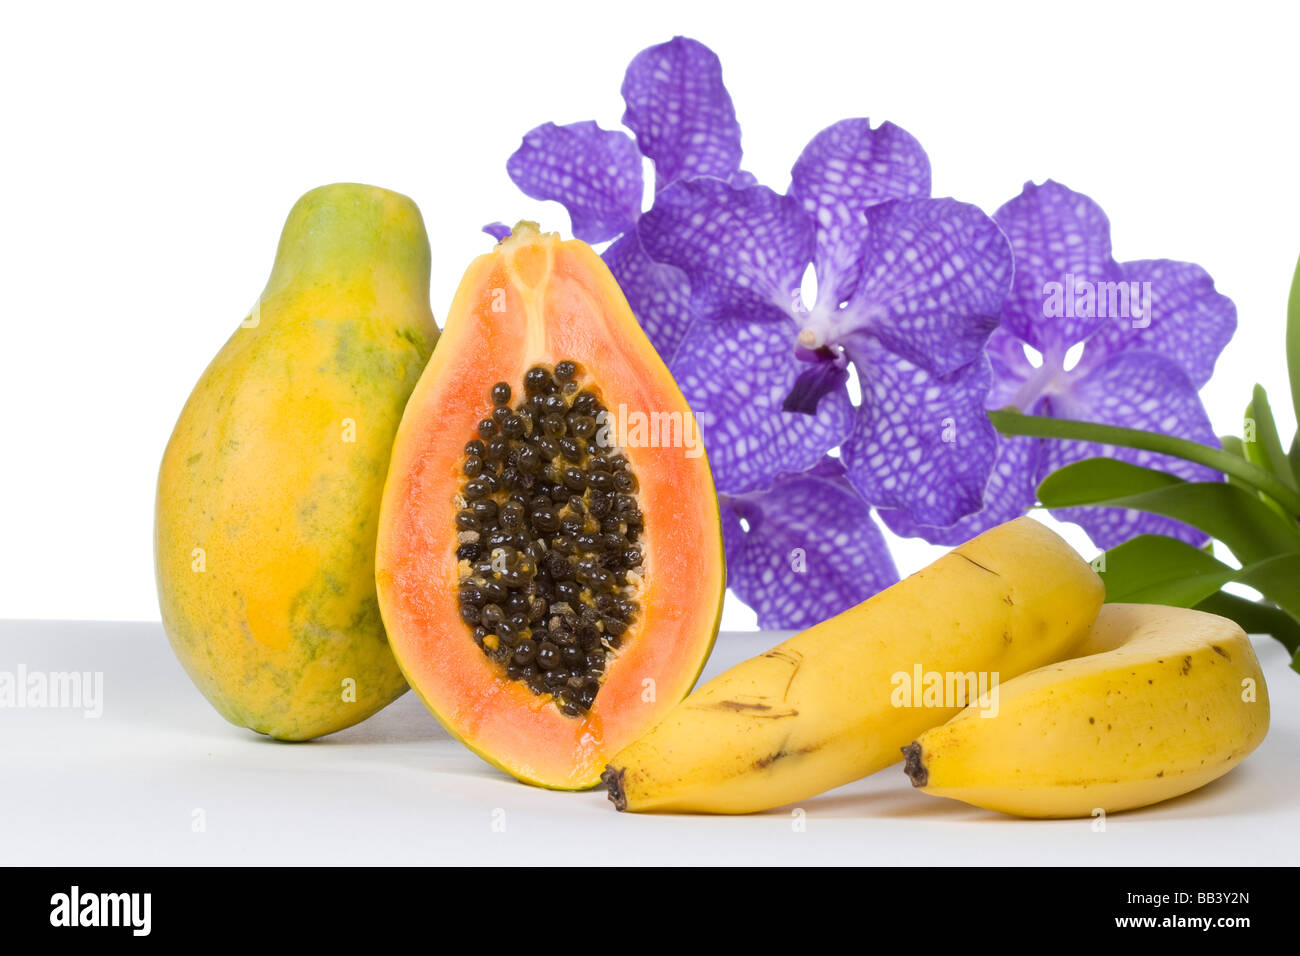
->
[1008,343,1084,412]
[795,294,869,354]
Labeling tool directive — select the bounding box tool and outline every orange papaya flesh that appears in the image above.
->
[376,223,724,789]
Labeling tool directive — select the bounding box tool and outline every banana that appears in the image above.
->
[602,517,1104,813]
[903,603,1270,818]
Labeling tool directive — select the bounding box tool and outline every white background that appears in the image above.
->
[5,619,1296,865]
[2,0,1297,626]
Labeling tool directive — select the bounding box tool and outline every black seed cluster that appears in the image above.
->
[456,361,643,717]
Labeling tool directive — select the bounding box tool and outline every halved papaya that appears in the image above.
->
[376,223,724,789]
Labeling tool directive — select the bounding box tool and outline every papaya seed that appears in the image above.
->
[455,361,642,716]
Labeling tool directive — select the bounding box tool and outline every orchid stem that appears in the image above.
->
[989,409,1300,519]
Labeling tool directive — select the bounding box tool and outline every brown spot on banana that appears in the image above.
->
[753,744,816,770]
[711,699,771,711]
[697,698,800,718]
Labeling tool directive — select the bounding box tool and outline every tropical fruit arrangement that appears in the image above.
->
[155,180,1274,819]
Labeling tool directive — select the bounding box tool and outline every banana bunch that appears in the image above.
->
[602,517,1104,813]
[603,519,1271,817]
[904,603,1269,817]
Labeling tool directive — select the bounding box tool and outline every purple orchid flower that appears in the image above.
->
[638,155,1015,527]
[879,180,1237,549]
[496,36,1011,627]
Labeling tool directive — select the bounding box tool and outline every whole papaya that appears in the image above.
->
[155,183,438,739]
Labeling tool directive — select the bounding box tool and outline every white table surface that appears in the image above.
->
[2,619,1297,866]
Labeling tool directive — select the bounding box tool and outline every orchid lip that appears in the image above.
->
[783,346,849,415]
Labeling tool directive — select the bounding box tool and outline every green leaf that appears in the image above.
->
[1220,434,1247,459]
[1219,435,1253,493]
[990,408,1300,517]
[1099,534,1300,624]
[1098,535,1238,606]
[1194,590,1300,665]
[1233,552,1300,622]
[1243,392,1294,524]
[1037,459,1300,563]
[1244,384,1297,490]
[1286,252,1300,437]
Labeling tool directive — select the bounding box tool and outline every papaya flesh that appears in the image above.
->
[155,183,438,740]
[376,223,724,789]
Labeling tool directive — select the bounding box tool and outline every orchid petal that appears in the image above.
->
[723,460,898,629]
[878,431,1043,546]
[506,121,642,243]
[602,231,694,364]
[621,36,743,189]
[639,178,813,323]
[841,343,998,526]
[839,198,1011,375]
[670,317,853,494]
[986,326,1037,409]
[994,180,1124,355]
[1042,350,1220,548]
[790,119,931,306]
[1074,259,1237,390]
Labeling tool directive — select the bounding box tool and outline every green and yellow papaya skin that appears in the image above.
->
[155,183,438,740]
